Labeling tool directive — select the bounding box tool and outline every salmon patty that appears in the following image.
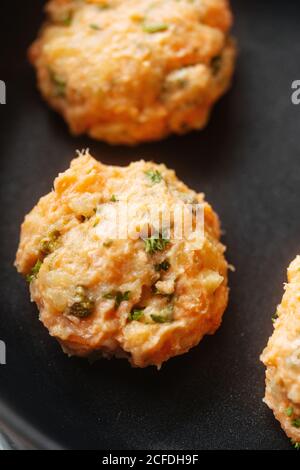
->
[15,151,229,368]
[261,256,300,446]
[29,0,236,145]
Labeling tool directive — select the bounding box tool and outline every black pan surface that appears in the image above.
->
[1,0,300,450]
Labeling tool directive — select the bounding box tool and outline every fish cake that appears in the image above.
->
[15,151,229,368]
[261,256,300,446]
[29,0,236,144]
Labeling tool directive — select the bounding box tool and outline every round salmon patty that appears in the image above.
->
[15,151,229,368]
[29,0,236,144]
[261,256,300,445]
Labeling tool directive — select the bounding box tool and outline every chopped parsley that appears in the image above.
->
[26,259,43,283]
[62,12,73,26]
[271,311,278,323]
[103,292,115,300]
[69,299,94,318]
[103,290,130,308]
[145,169,163,184]
[115,291,130,307]
[151,306,173,323]
[285,407,294,417]
[110,194,118,202]
[292,440,300,450]
[129,309,144,322]
[27,230,61,282]
[49,70,67,97]
[154,260,170,272]
[143,236,170,254]
[292,418,300,428]
[142,23,169,34]
[69,287,94,319]
[151,314,170,324]
[40,230,60,256]
[285,407,300,429]
[90,24,101,31]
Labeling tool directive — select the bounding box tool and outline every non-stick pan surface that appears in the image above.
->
[1,0,300,450]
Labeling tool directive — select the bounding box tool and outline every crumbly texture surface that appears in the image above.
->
[29,0,236,144]
[15,151,229,368]
[261,256,300,444]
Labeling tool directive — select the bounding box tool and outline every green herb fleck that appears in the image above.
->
[145,169,163,184]
[211,55,222,76]
[151,306,173,323]
[103,290,130,309]
[69,286,94,319]
[151,314,164,323]
[151,314,170,324]
[110,194,118,202]
[40,230,61,256]
[103,292,115,300]
[49,70,67,97]
[62,12,73,26]
[144,236,170,255]
[272,312,278,323]
[90,24,101,30]
[292,440,300,450]
[69,299,94,318]
[292,418,300,428]
[115,291,130,307]
[129,309,144,322]
[154,260,170,272]
[285,407,294,417]
[26,259,43,283]
[142,23,169,34]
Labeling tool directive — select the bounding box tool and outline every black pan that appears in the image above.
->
[1,0,299,450]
